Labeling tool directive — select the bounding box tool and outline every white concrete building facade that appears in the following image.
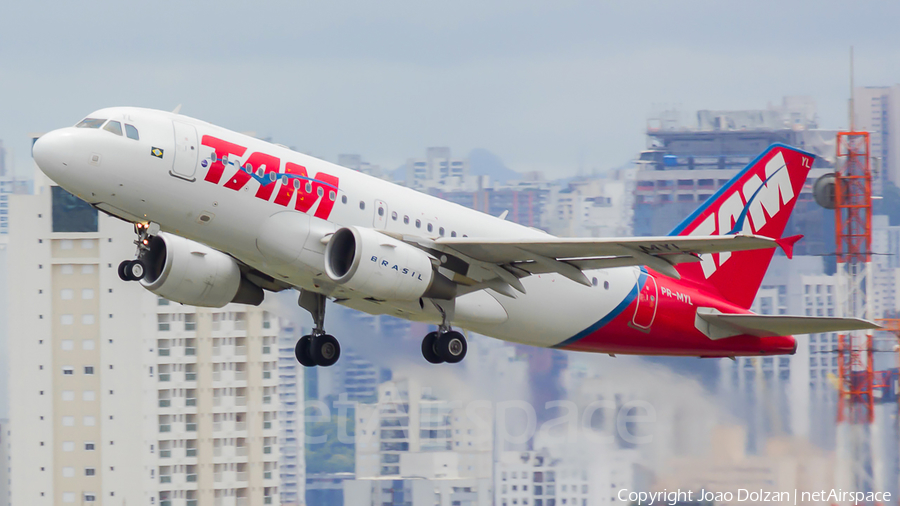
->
[7,181,282,506]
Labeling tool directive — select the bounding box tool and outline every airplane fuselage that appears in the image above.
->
[34,107,797,357]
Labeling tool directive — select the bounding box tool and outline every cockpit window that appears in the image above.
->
[124,124,139,140]
[75,118,106,129]
[103,121,123,136]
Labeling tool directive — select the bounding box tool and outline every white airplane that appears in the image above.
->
[32,107,877,367]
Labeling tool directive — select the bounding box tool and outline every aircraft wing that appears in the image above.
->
[403,233,780,294]
[696,309,881,339]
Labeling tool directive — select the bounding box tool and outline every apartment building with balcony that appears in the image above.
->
[8,178,283,505]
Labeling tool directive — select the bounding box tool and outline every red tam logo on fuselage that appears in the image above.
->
[200,135,339,220]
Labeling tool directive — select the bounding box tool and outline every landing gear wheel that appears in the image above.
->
[310,334,340,367]
[121,259,147,281]
[294,335,316,367]
[421,332,444,364]
[435,331,467,363]
[117,261,130,281]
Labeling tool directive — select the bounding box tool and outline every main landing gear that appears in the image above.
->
[294,290,341,368]
[118,222,156,282]
[420,302,467,364]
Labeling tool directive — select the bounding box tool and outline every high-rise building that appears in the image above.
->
[873,215,900,318]
[720,256,841,450]
[546,169,636,238]
[336,154,383,179]
[277,321,306,506]
[406,147,470,188]
[433,185,550,229]
[348,378,493,506]
[0,140,6,178]
[634,99,837,258]
[854,85,900,188]
[8,179,283,505]
[494,448,639,506]
[354,377,492,480]
[345,455,491,505]
[0,419,8,506]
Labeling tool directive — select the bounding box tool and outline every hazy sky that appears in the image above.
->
[2,1,900,177]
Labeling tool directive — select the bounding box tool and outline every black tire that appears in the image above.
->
[421,331,444,364]
[436,331,467,363]
[310,334,341,367]
[126,259,147,281]
[294,335,316,367]
[117,261,130,281]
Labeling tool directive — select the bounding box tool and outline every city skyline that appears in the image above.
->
[3,4,900,502]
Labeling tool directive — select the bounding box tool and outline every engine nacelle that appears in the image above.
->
[324,226,455,300]
[141,233,264,307]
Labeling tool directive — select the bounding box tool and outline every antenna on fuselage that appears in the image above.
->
[172,104,183,114]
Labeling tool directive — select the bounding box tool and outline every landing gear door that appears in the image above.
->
[374,200,388,230]
[171,121,199,181]
[631,272,658,331]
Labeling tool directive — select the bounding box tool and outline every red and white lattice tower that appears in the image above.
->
[834,130,879,501]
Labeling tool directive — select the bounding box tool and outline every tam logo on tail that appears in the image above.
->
[669,144,814,308]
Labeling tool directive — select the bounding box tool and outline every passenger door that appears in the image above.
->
[373,200,388,230]
[171,121,199,181]
[631,273,658,331]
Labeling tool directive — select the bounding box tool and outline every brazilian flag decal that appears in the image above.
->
[151,147,164,158]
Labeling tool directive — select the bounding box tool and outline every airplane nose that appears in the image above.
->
[33,129,73,178]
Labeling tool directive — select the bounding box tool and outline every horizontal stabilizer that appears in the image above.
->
[695,307,880,339]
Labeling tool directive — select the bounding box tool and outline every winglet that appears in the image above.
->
[776,234,803,259]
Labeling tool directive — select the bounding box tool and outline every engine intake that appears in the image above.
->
[324,226,455,300]
[141,233,264,307]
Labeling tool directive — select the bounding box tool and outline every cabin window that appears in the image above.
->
[377,207,384,217]
[391,211,398,221]
[341,195,348,204]
[403,216,409,225]
[329,191,336,201]
[415,219,421,228]
[427,223,433,232]
[451,231,457,237]
[439,227,444,236]
[359,201,365,210]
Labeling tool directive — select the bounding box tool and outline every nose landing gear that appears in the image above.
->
[295,290,342,367]
[118,222,158,282]
[118,259,147,281]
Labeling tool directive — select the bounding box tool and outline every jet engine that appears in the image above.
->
[141,233,264,307]
[324,226,455,300]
